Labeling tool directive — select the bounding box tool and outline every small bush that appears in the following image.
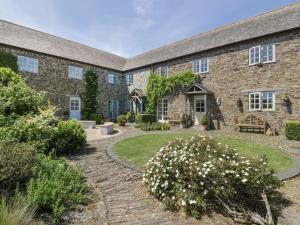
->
[0,107,58,153]
[0,191,36,225]
[117,115,126,126]
[136,113,155,124]
[90,113,104,124]
[143,135,280,220]
[135,122,170,131]
[26,155,89,223]
[53,120,86,154]
[285,120,300,141]
[126,112,133,123]
[200,115,209,125]
[0,141,37,188]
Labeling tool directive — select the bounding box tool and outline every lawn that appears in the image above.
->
[113,133,294,172]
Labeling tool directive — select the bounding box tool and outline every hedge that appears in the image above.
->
[135,113,155,124]
[285,120,300,141]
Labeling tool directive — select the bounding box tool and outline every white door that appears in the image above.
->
[69,96,81,120]
[194,95,206,126]
[157,98,168,122]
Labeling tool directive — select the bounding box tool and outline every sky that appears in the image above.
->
[0,0,299,57]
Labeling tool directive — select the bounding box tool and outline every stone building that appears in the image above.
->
[0,2,300,132]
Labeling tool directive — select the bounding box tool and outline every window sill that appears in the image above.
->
[249,61,276,66]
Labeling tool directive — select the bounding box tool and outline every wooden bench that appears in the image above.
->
[235,114,268,134]
[167,114,181,125]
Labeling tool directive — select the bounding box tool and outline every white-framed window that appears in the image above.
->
[157,98,168,121]
[161,66,168,77]
[249,92,275,111]
[249,44,275,65]
[68,65,83,80]
[262,44,275,63]
[17,56,38,73]
[108,74,118,84]
[125,74,133,85]
[192,58,209,74]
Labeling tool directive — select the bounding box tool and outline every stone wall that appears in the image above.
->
[129,28,300,132]
[0,44,127,119]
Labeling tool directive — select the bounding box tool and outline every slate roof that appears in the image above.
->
[123,2,300,70]
[0,20,127,71]
[0,2,300,72]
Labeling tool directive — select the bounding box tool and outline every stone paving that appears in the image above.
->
[65,125,300,225]
[65,126,232,225]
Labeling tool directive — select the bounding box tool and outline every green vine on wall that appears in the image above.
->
[0,51,18,73]
[82,70,98,118]
[146,70,197,114]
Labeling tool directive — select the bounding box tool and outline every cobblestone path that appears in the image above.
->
[65,126,231,225]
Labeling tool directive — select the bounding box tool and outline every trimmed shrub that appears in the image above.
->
[0,141,37,188]
[126,112,133,123]
[90,113,104,124]
[0,191,36,225]
[135,122,170,131]
[117,115,126,126]
[285,120,300,141]
[52,120,86,154]
[0,67,21,86]
[26,155,89,223]
[0,53,18,73]
[143,135,280,220]
[136,113,155,124]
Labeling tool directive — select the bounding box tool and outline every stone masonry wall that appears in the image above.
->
[128,28,300,132]
[0,44,127,119]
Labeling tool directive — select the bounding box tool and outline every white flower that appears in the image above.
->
[242,178,247,183]
[189,200,197,204]
[182,200,186,206]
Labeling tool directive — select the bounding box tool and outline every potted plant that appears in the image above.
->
[200,115,209,131]
[117,115,126,126]
[180,114,186,128]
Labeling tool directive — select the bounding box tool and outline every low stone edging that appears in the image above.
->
[107,144,300,182]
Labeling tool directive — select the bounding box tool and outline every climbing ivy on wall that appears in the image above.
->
[0,51,18,73]
[146,70,197,114]
[82,70,98,118]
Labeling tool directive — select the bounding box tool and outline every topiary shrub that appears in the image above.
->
[117,115,126,126]
[285,120,300,141]
[0,141,37,188]
[134,122,170,131]
[135,113,155,124]
[26,155,89,223]
[0,52,18,73]
[90,113,104,124]
[126,112,133,123]
[143,135,280,222]
[52,120,86,154]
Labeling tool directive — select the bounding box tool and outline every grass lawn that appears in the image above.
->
[113,132,294,172]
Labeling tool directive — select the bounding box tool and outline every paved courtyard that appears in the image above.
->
[65,125,300,225]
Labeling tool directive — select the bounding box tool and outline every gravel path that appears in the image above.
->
[64,125,300,225]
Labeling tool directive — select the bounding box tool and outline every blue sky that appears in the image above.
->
[0,0,299,57]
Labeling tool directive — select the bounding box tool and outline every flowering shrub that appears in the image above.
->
[143,135,280,219]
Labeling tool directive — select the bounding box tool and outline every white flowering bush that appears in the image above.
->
[143,135,280,219]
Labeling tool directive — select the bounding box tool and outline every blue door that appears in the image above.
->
[69,97,81,120]
[109,100,119,120]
